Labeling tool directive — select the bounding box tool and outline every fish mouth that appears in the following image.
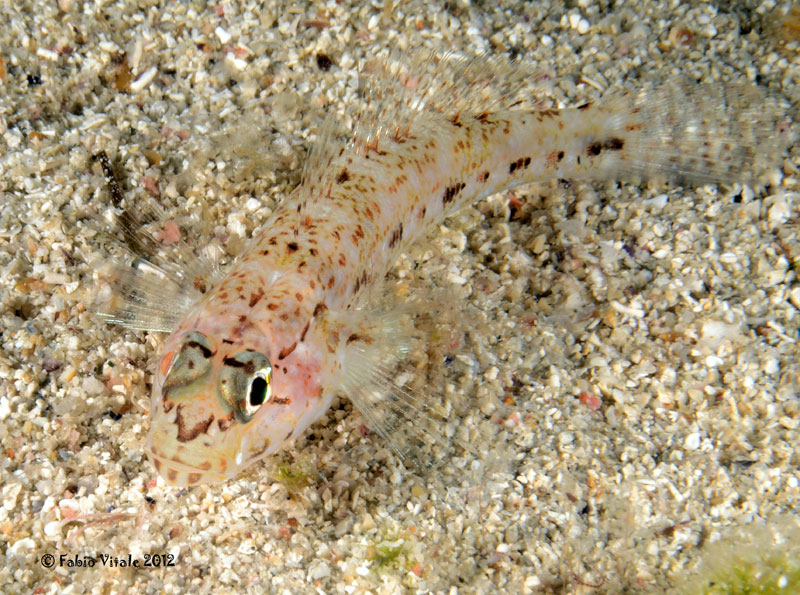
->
[145,405,246,487]
[146,446,230,487]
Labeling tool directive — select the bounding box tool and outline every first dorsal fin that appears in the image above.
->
[89,151,227,333]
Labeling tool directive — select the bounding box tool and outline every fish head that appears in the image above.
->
[145,306,324,487]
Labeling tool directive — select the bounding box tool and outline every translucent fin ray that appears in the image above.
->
[88,151,227,333]
[606,79,792,186]
[351,50,542,154]
[329,284,506,475]
[301,50,546,190]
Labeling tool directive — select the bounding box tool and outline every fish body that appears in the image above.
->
[97,54,787,487]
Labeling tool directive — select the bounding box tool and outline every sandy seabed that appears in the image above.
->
[1,1,800,593]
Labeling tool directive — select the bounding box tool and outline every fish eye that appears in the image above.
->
[219,350,272,422]
[161,332,214,397]
[245,369,272,416]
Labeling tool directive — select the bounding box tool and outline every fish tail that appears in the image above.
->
[601,79,791,187]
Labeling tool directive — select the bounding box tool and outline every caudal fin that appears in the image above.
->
[611,79,791,187]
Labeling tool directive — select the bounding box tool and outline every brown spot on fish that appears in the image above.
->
[287,242,298,253]
[537,109,560,120]
[351,225,364,244]
[186,339,213,359]
[272,396,291,405]
[278,342,297,360]
[299,321,310,342]
[217,413,235,432]
[604,137,625,151]
[577,102,592,111]
[587,141,602,156]
[153,458,162,472]
[443,181,466,205]
[313,302,327,317]
[167,469,178,483]
[336,168,350,184]
[223,357,256,375]
[176,404,214,442]
[388,222,403,248]
[249,288,264,307]
[347,333,374,345]
[546,151,564,168]
[509,156,532,173]
[249,438,272,459]
[478,171,490,183]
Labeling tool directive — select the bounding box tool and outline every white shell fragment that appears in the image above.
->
[130,66,157,93]
[215,26,232,44]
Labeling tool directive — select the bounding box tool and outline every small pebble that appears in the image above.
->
[684,433,701,450]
